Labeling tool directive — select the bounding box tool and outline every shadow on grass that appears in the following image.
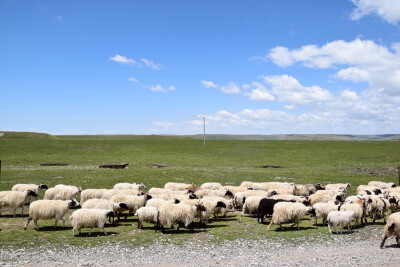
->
[273,226,316,232]
[384,243,400,249]
[36,226,73,232]
[0,214,29,218]
[73,231,119,237]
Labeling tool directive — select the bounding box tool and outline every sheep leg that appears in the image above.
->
[13,208,17,217]
[34,220,39,230]
[380,235,388,249]
[267,220,273,230]
[89,228,93,235]
[62,218,65,228]
[54,219,58,228]
[396,237,400,247]
[102,227,107,235]
[24,217,32,230]
[328,223,332,234]
[137,220,143,229]
[347,223,352,233]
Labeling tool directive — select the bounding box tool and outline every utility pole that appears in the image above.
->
[203,117,206,148]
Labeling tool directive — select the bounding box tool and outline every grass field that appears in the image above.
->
[0,133,399,248]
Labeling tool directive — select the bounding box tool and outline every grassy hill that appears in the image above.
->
[0,131,57,139]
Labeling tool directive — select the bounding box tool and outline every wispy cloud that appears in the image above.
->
[350,0,400,25]
[56,15,62,21]
[109,54,137,65]
[201,81,240,94]
[141,58,163,70]
[147,84,175,93]
[128,77,139,82]
[153,121,175,127]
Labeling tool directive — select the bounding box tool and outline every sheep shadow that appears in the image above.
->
[159,228,207,234]
[0,214,29,218]
[274,226,315,232]
[204,224,228,229]
[383,243,400,249]
[73,231,119,237]
[35,226,73,232]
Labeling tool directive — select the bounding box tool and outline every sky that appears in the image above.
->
[1,0,400,135]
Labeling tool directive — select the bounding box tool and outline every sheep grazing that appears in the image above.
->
[383,187,400,198]
[241,196,265,217]
[257,198,295,224]
[164,182,190,191]
[113,183,146,190]
[201,199,227,222]
[309,201,340,225]
[24,199,78,230]
[293,184,323,197]
[255,182,294,191]
[325,183,351,191]
[223,186,248,195]
[110,194,152,218]
[11,184,48,202]
[81,199,128,223]
[327,210,356,234]
[194,189,233,199]
[0,190,38,217]
[200,182,224,190]
[80,189,108,205]
[339,203,364,227]
[270,194,310,206]
[380,212,400,248]
[44,187,80,201]
[267,202,308,230]
[202,196,231,219]
[157,203,206,232]
[54,184,82,192]
[146,198,180,209]
[365,195,389,223]
[135,207,158,229]
[70,209,115,235]
[357,185,381,194]
[308,193,342,206]
[240,181,255,188]
[368,181,396,189]
[148,188,188,195]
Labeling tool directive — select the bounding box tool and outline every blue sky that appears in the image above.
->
[1,0,400,135]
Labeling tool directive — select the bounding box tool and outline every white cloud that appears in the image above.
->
[243,82,275,102]
[128,77,139,82]
[147,84,175,93]
[268,39,400,95]
[350,0,400,25]
[56,15,62,21]
[201,81,240,94]
[153,121,175,127]
[201,80,219,89]
[141,58,163,70]
[220,82,240,94]
[263,75,332,104]
[109,54,137,65]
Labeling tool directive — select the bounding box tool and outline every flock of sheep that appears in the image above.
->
[1,180,400,248]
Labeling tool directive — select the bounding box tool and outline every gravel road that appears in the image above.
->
[1,226,399,266]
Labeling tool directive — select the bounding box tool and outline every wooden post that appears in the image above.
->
[398,165,400,187]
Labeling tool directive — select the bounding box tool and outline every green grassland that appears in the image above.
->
[0,132,399,247]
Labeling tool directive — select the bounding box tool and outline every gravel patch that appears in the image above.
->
[1,226,400,266]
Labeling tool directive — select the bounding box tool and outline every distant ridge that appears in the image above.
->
[0,131,57,139]
[1,131,399,141]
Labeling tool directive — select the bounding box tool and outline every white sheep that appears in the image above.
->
[146,198,179,209]
[194,189,233,199]
[365,195,389,223]
[24,199,78,230]
[164,182,190,191]
[309,201,340,225]
[233,190,269,209]
[368,181,396,189]
[293,184,322,196]
[70,208,115,235]
[357,185,381,194]
[110,194,152,218]
[54,184,82,192]
[0,190,38,217]
[339,203,364,227]
[202,196,231,219]
[200,182,224,190]
[241,196,265,217]
[380,212,400,248]
[383,187,400,198]
[157,202,206,232]
[11,184,48,202]
[240,181,256,188]
[148,188,188,195]
[113,182,146,190]
[135,207,158,229]
[308,193,341,206]
[270,194,309,205]
[44,187,80,201]
[314,189,347,197]
[267,202,308,230]
[81,198,128,222]
[327,210,356,234]
[255,182,293,191]
[223,186,249,195]
[325,183,351,191]
[80,189,108,205]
